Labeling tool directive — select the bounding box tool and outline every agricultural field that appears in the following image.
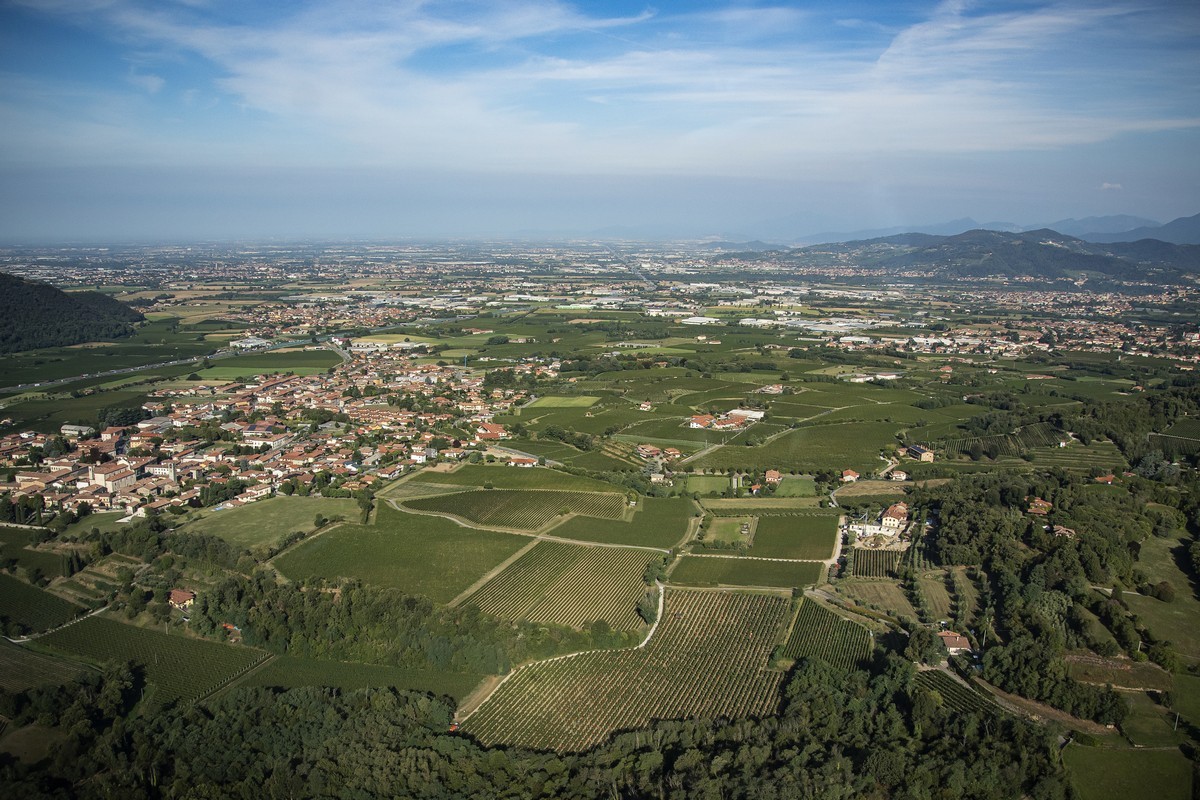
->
[835,480,907,500]
[749,515,838,560]
[402,488,625,531]
[0,526,69,578]
[917,571,955,622]
[773,476,818,497]
[682,475,735,495]
[913,670,1001,715]
[0,639,85,692]
[1064,746,1191,800]
[274,504,525,603]
[703,516,754,547]
[547,497,694,548]
[525,396,600,408]
[463,541,655,631]
[232,655,483,701]
[836,578,920,622]
[51,552,143,607]
[1122,533,1200,662]
[781,599,873,669]
[39,616,267,708]
[700,498,824,515]
[1028,439,1127,471]
[693,421,902,474]
[192,347,343,379]
[851,548,902,578]
[180,496,360,550]
[668,556,823,589]
[0,573,83,633]
[462,590,790,751]
[419,464,621,493]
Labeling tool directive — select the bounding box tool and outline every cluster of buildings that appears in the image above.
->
[1,347,543,518]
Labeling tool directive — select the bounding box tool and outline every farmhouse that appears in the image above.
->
[168,589,196,610]
[765,469,782,484]
[890,470,908,482]
[907,445,935,462]
[841,469,859,483]
[1026,496,1053,515]
[938,631,972,655]
[881,503,909,531]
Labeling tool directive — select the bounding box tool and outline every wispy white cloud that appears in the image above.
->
[6,0,1200,177]
[1101,182,1123,191]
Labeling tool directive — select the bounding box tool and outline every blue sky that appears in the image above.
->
[1,0,1197,241]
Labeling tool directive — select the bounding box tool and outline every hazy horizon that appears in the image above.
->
[2,1,1198,241]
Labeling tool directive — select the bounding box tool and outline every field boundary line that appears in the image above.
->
[456,581,666,724]
[446,538,541,608]
[208,652,280,705]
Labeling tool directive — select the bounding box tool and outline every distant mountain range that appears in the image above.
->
[0,273,144,353]
[746,228,1200,283]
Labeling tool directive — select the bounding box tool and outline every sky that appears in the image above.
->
[0,0,1197,242]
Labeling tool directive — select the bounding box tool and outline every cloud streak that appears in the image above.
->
[5,0,1198,177]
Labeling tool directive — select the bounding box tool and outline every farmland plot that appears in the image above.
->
[463,590,790,751]
[781,599,873,669]
[0,573,82,633]
[0,639,84,692]
[40,616,267,708]
[403,489,625,530]
[750,515,838,560]
[465,541,654,631]
[852,549,902,578]
[913,670,1001,715]
[669,556,823,588]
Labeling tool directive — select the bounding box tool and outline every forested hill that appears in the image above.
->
[0,272,144,353]
[771,229,1200,283]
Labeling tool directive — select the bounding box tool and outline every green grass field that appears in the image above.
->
[1064,746,1190,800]
[774,476,818,497]
[0,574,82,633]
[1123,534,1200,662]
[179,496,361,550]
[668,556,823,588]
[682,475,735,495]
[233,655,482,701]
[39,616,267,708]
[836,578,919,622]
[750,515,838,560]
[525,396,601,408]
[274,504,526,602]
[548,497,694,548]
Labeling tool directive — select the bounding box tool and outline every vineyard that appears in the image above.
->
[669,556,824,588]
[0,639,83,692]
[913,669,1000,715]
[40,616,268,707]
[937,421,1065,458]
[462,590,791,751]
[465,541,656,630]
[0,573,82,633]
[750,515,838,560]
[549,496,694,548]
[851,549,902,578]
[403,489,625,530]
[781,599,873,669]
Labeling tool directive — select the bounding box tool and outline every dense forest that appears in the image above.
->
[0,273,144,353]
[0,657,1072,799]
